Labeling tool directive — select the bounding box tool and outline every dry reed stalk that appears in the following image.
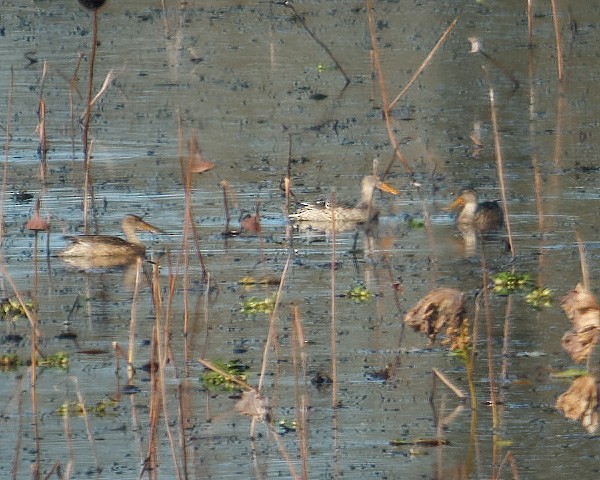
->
[329,192,338,409]
[10,376,25,480]
[532,157,548,287]
[176,116,191,335]
[480,248,499,433]
[431,368,467,400]
[487,78,515,257]
[500,296,513,385]
[1,67,14,245]
[497,450,521,480]
[151,259,185,480]
[37,99,47,182]
[177,383,190,480]
[527,0,533,47]
[62,395,75,480]
[73,377,101,478]
[221,180,232,233]
[291,305,309,480]
[550,0,564,82]
[82,9,99,233]
[387,17,458,112]
[143,328,160,480]
[576,232,590,291]
[365,0,413,177]
[257,254,291,393]
[178,125,209,284]
[127,257,143,380]
[283,1,350,87]
[197,271,210,360]
[532,157,544,232]
[41,461,63,480]
[466,293,480,411]
[68,54,84,160]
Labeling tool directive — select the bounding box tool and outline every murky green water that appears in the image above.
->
[1,1,600,478]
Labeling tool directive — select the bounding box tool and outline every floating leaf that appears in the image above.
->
[342,283,372,304]
[240,295,276,314]
[406,216,425,229]
[525,288,553,309]
[492,272,531,295]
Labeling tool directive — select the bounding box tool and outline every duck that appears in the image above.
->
[448,188,503,232]
[290,175,399,224]
[59,215,164,258]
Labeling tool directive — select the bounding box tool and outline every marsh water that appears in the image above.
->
[1,0,600,478]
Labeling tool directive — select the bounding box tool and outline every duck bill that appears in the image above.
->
[139,220,166,234]
[447,196,465,212]
[376,181,400,195]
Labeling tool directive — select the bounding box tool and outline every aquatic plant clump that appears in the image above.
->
[342,283,372,303]
[1,297,34,321]
[492,272,531,296]
[38,352,69,369]
[240,295,276,314]
[200,359,249,392]
[525,287,553,309]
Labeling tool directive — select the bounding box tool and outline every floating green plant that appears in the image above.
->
[56,399,116,417]
[200,359,249,392]
[406,216,425,229]
[525,287,553,309]
[277,418,298,435]
[1,297,33,321]
[492,272,531,295]
[39,352,69,369]
[240,295,276,314]
[343,283,372,304]
[0,354,22,370]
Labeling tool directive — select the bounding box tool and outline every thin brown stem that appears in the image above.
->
[365,0,413,177]
[550,0,564,82]
[487,75,515,257]
[387,17,458,112]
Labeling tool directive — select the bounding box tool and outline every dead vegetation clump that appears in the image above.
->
[556,374,599,434]
[560,284,600,364]
[404,288,466,348]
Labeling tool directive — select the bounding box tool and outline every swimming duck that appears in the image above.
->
[448,188,503,232]
[59,215,164,258]
[290,175,399,224]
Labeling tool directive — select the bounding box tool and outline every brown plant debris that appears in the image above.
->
[187,133,215,174]
[404,288,465,346]
[235,389,271,422]
[560,284,600,364]
[556,374,599,433]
